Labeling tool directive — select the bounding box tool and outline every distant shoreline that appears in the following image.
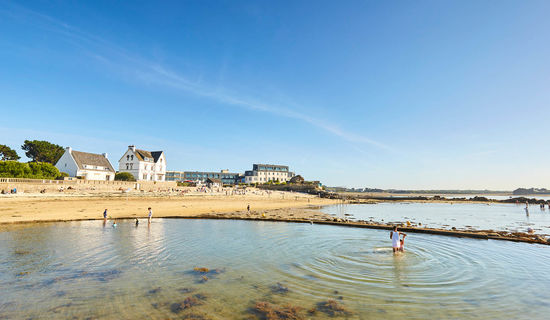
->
[334,193,550,204]
[0,190,548,246]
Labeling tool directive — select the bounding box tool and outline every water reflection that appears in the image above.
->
[0,219,549,319]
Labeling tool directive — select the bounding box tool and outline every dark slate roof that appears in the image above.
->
[134,149,163,163]
[151,151,163,163]
[71,150,115,172]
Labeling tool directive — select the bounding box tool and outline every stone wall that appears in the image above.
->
[0,178,177,194]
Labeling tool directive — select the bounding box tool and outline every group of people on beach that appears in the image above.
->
[103,207,153,227]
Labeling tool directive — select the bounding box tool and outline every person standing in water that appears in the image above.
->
[148,207,153,223]
[390,226,406,253]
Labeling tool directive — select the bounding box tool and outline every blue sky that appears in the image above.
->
[1,0,549,190]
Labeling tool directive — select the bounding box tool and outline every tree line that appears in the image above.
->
[0,140,65,180]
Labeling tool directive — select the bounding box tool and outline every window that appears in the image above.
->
[131,155,134,160]
[126,164,129,170]
[127,155,129,160]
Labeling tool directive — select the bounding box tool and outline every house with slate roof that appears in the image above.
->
[118,145,166,181]
[55,147,116,181]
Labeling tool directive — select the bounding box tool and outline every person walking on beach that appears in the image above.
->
[103,209,108,219]
[247,204,250,213]
[390,226,406,253]
[148,207,153,223]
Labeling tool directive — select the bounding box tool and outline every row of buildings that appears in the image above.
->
[54,145,295,185]
[165,164,295,185]
[55,145,166,182]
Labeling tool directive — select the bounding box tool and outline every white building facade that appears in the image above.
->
[244,164,294,184]
[55,147,115,181]
[118,145,166,181]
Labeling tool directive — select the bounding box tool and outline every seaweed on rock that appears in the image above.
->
[170,296,204,314]
[316,299,353,317]
[250,301,304,320]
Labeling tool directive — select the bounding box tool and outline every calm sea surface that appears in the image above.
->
[324,202,550,235]
[1,219,549,319]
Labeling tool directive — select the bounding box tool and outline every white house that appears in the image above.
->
[118,145,166,181]
[244,164,294,184]
[55,147,115,181]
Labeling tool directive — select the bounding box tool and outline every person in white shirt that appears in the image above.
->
[390,225,407,252]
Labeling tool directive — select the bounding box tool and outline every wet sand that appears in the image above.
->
[0,190,337,224]
[1,190,548,245]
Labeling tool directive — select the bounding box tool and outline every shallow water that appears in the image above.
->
[324,202,550,235]
[1,219,549,319]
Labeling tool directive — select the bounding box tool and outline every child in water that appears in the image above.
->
[390,226,407,252]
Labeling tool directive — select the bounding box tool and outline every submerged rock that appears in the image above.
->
[178,287,196,294]
[182,313,210,320]
[170,296,203,314]
[316,299,353,317]
[251,301,304,320]
[270,282,289,294]
[148,287,162,295]
[193,293,208,301]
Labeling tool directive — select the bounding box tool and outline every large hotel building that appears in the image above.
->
[166,170,241,185]
[167,164,295,185]
[244,164,294,184]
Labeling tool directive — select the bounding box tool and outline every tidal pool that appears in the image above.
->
[324,202,550,235]
[1,219,549,319]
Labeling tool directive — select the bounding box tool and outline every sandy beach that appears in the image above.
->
[0,189,338,224]
[1,188,548,245]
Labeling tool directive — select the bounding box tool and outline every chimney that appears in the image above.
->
[66,146,72,153]
[129,145,136,152]
[102,153,108,158]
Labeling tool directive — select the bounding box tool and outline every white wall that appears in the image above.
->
[55,150,79,177]
[245,170,291,183]
[78,169,115,181]
[118,149,141,181]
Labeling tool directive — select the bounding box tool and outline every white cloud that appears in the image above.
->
[2,2,392,152]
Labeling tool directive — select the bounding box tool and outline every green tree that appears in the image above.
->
[115,172,136,181]
[57,172,69,179]
[0,161,60,179]
[21,140,64,164]
[0,145,20,161]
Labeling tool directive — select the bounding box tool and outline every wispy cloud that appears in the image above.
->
[2,2,392,151]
